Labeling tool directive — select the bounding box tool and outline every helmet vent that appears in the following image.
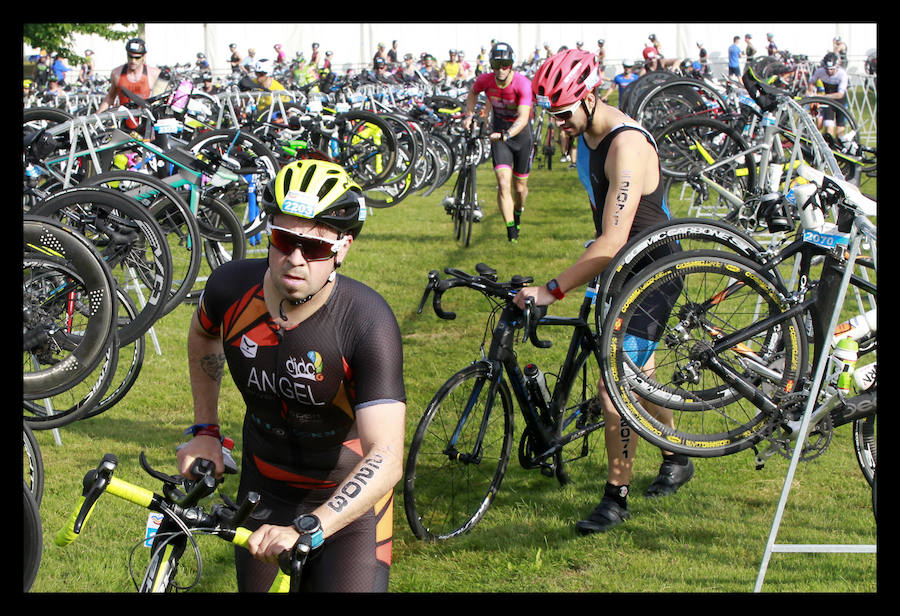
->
[319,177,339,200]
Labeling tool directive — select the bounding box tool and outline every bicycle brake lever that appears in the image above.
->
[417,270,439,314]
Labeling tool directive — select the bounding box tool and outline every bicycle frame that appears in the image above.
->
[661,171,874,451]
[677,94,843,215]
[459,275,605,483]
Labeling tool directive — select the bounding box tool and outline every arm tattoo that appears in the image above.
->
[613,170,633,226]
[200,352,226,383]
[325,453,384,513]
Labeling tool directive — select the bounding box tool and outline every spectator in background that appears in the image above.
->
[228,43,242,74]
[833,36,848,67]
[766,33,778,56]
[728,36,743,77]
[274,43,287,65]
[241,48,257,73]
[79,50,95,85]
[602,59,639,108]
[744,34,756,60]
[387,40,399,66]
[696,42,709,74]
[52,53,73,84]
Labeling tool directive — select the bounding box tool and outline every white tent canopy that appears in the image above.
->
[33,22,876,79]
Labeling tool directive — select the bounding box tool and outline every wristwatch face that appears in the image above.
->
[297,514,319,532]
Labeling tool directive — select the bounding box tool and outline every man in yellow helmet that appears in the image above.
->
[178,160,406,592]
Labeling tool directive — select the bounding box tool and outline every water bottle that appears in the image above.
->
[833,338,858,395]
[853,362,876,392]
[524,363,551,411]
[169,78,193,114]
[833,309,876,346]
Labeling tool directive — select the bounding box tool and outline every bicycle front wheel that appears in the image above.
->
[600,249,808,458]
[404,362,514,541]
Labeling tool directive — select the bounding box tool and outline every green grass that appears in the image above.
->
[28,160,877,594]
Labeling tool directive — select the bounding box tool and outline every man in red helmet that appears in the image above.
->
[516,48,693,534]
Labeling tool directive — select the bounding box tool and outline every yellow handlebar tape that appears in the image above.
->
[106,477,155,507]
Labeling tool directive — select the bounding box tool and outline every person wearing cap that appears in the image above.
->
[696,41,710,74]
[602,59,639,107]
[79,49,95,85]
[195,52,210,71]
[440,49,461,85]
[595,39,606,78]
[462,42,534,242]
[273,43,287,65]
[766,33,778,56]
[833,36,848,67]
[744,33,756,59]
[97,38,162,113]
[252,59,288,107]
[229,43,242,73]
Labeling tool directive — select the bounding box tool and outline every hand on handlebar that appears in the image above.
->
[247,524,302,566]
[513,283,555,310]
[177,435,226,479]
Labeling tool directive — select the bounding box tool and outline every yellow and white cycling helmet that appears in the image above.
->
[261,159,366,239]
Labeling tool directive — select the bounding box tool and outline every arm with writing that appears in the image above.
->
[514,131,649,307]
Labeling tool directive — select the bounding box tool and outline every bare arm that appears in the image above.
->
[515,130,651,307]
[176,307,227,477]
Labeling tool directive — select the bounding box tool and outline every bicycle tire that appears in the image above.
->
[600,249,808,457]
[82,288,146,419]
[792,96,861,182]
[31,186,173,347]
[24,481,43,592]
[23,422,44,506]
[82,170,202,316]
[24,331,119,430]
[852,404,876,487]
[196,194,248,284]
[188,128,281,238]
[334,110,398,189]
[596,217,769,329]
[404,362,515,541]
[633,78,728,135]
[655,117,758,223]
[23,216,117,400]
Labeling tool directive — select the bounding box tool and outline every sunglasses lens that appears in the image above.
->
[270,228,334,260]
[490,61,512,70]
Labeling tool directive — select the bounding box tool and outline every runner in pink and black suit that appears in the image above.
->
[463,42,534,242]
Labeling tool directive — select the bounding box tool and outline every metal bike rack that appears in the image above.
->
[754,223,876,592]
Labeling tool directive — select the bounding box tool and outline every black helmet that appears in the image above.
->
[822,52,839,68]
[125,38,147,55]
[489,42,514,63]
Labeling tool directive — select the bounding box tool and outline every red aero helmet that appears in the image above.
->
[532,49,601,109]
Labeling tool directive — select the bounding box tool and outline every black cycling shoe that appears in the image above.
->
[575,497,630,535]
[645,457,694,498]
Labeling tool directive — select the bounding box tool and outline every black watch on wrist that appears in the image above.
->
[292,513,324,549]
[546,278,566,300]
